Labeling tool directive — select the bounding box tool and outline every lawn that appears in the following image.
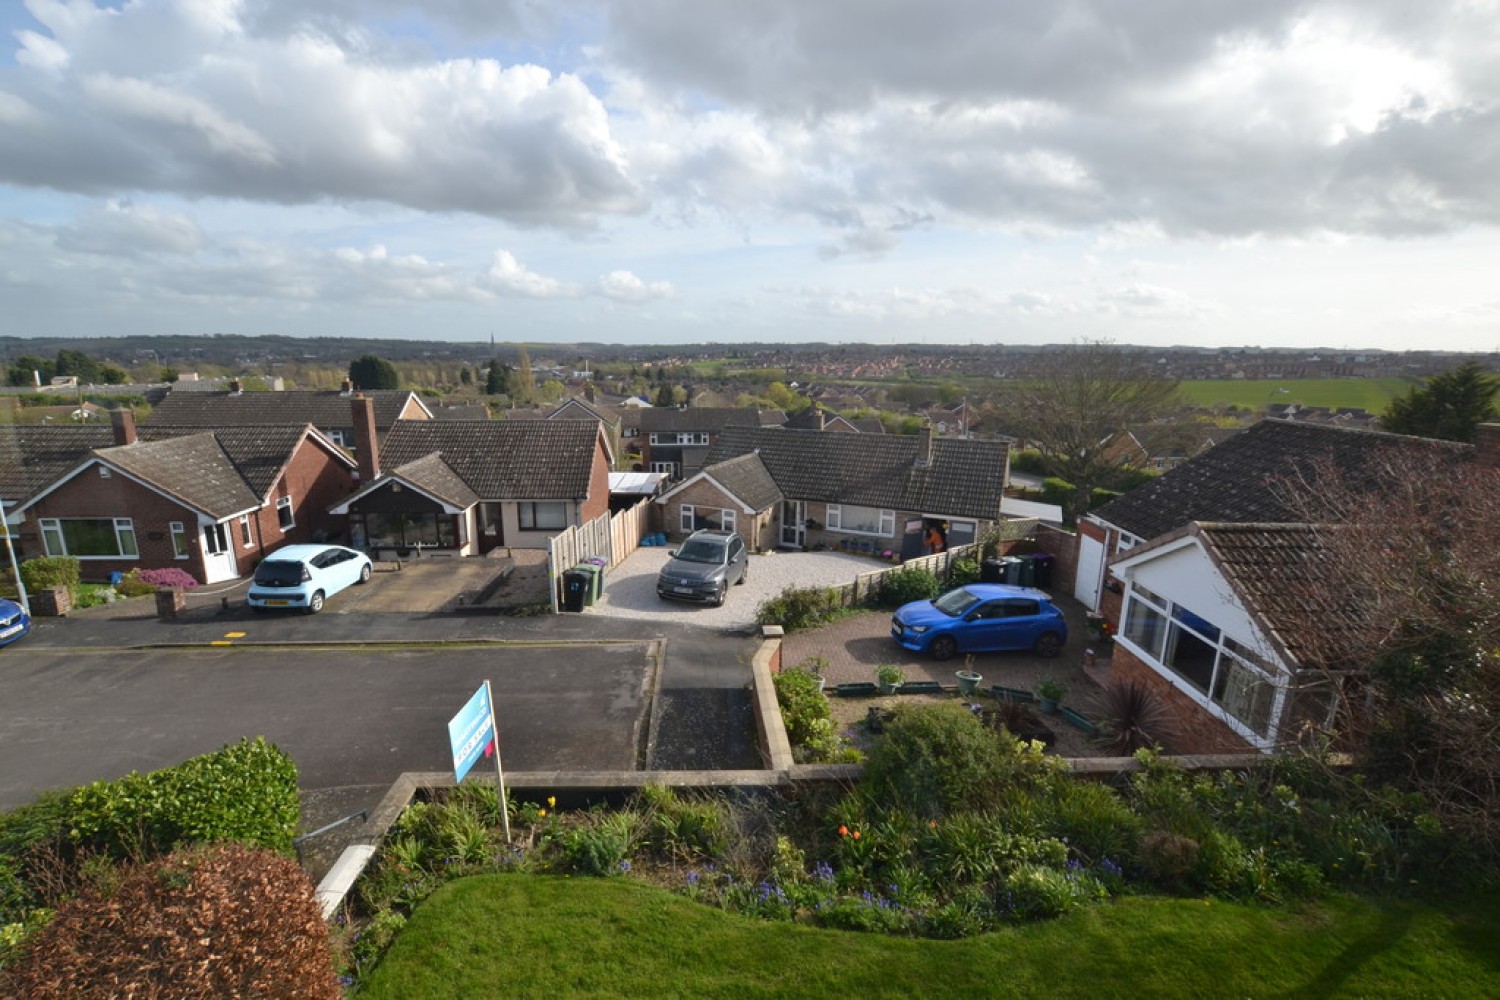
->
[357,875,1500,999]
[1176,377,1417,413]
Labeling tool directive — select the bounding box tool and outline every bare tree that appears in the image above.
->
[996,339,1180,515]
[1273,442,1500,862]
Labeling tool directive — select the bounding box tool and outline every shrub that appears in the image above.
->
[552,810,643,876]
[1040,477,1075,509]
[948,556,981,586]
[1139,830,1200,886]
[862,703,1014,818]
[19,556,79,597]
[1095,680,1176,755]
[65,737,300,858]
[877,566,939,608]
[114,571,157,598]
[1043,781,1143,866]
[774,669,830,746]
[755,586,845,631]
[640,785,726,862]
[0,843,340,999]
[134,567,200,591]
[1000,863,1104,920]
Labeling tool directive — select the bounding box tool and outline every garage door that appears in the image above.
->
[1074,532,1105,610]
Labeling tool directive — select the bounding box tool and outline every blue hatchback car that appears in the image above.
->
[891,583,1068,661]
[0,597,30,648]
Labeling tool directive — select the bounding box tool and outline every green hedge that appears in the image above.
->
[877,566,940,608]
[19,556,79,597]
[65,737,300,857]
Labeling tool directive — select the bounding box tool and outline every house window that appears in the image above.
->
[681,505,736,533]
[276,496,294,531]
[650,461,679,477]
[203,522,228,555]
[680,505,696,533]
[825,504,895,537]
[519,502,568,531]
[328,429,352,447]
[169,521,190,559]
[239,515,253,547]
[1121,585,1281,739]
[38,518,138,559]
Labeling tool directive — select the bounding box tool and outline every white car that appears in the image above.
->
[247,544,372,613]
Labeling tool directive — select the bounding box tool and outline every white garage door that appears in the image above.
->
[1074,532,1105,610]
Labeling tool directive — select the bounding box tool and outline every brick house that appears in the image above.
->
[656,425,1011,557]
[7,410,358,584]
[329,398,613,554]
[1080,419,1490,754]
[144,385,432,449]
[636,407,785,481]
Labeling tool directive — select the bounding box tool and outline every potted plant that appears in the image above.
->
[1036,676,1067,715]
[876,663,905,696]
[955,655,983,696]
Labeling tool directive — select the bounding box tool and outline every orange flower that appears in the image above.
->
[928,821,937,829]
[852,831,861,840]
[838,825,849,837]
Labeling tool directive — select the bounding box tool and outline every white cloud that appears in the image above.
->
[596,269,672,302]
[484,250,576,299]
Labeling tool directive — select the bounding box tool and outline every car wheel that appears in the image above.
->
[358,563,372,584]
[307,591,325,614]
[1034,632,1062,658]
[930,635,958,661]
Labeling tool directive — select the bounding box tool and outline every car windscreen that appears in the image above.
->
[932,588,982,617]
[254,560,305,586]
[674,540,725,564]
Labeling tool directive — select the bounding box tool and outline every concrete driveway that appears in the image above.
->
[586,546,886,630]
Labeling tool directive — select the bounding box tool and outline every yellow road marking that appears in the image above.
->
[210,640,233,646]
[224,632,246,638]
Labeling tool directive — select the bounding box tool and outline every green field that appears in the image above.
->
[1176,377,1417,414]
[357,875,1500,999]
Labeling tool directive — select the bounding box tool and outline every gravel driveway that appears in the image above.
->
[586,547,884,630]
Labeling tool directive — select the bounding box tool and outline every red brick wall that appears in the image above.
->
[1477,423,1500,470]
[253,438,357,555]
[1109,646,1255,754]
[579,438,611,524]
[26,468,206,583]
[659,477,766,550]
[1033,524,1078,597]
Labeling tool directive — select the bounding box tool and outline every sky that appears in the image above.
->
[2,1,1499,351]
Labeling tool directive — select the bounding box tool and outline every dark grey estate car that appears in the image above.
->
[656,529,749,606]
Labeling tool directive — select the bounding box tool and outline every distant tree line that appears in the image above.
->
[6,349,129,388]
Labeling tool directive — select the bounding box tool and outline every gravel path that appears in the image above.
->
[585,546,886,630]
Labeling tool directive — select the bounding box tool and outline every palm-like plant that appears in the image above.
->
[1096,680,1177,755]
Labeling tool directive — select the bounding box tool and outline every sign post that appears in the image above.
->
[447,680,511,843]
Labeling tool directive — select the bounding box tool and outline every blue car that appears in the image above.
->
[247,544,373,614]
[891,583,1067,661]
[0,597,31,647]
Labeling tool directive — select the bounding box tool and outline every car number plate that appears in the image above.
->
[673,586,695,595]
[0,624,19,637]
[266,600,290,606]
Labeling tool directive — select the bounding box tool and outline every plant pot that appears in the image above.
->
[879,682,901,696]
[956,671,983,696]
[1038,696,1059,715]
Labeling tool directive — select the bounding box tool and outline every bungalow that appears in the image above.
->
[144,384,432,449]
[328,397,613,555]
[5,410,358,584]
[1084,421,1493,754]
[657,425,1010,557]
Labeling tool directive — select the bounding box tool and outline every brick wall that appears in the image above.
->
[1477,423,1500,470]
[1033,523,1078,597]
[660,477,767,551]
[579,438,611,524]
[27,467,205,583]
[1109,646,1255,754]
[253,438,356,555]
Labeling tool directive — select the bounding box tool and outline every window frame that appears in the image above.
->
[38,517,139,559]
[276,495,295,531]
[169,521,190,560]
[825,504,895,537]
[519,501,568,531]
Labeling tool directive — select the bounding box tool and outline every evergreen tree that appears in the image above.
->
[654,383,677,407]
[459,366,473,386]
[348,355,399,390]
[1381,360,1498,442]
[484,358,509,396]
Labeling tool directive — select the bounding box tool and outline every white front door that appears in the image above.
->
[200,521,238,584]
[1074,532,1105,610]
[779,500,805,548]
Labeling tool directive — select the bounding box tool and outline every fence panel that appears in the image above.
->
[548,501,656,610]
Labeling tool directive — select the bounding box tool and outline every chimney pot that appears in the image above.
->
[228,378,243,395]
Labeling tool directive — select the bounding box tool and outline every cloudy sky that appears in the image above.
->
[2,0,1498,350]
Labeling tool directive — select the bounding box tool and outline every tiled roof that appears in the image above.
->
[1195,522,1362,670]
[637,407,786,433]
[99,433,262,518]
[548,398,622,426]
[377,420,601,500]
[144,389,423,430]
[388,453,481,509]
[0,425,115,505]
[706,427,1009,519]
[138,424,345,499]
[1094,419,1471,541]
[700,452,784,511]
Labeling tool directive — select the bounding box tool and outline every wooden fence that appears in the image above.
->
[547,500,653,611]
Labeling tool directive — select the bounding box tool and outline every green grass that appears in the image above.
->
[1176,377,1418,413]
[357,875,1500,999]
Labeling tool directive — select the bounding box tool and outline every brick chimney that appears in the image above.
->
[228,378,243,395]
[1476,423,1500,469]
[110,407,137,446]
[351,395,380,482]
[914,424,933,469]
